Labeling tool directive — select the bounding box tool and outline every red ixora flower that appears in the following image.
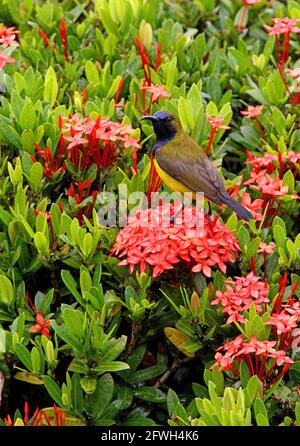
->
[32,143,66,179]
[0,26,19,48]
[241,105,265,137]
[111,203,240,278]
[60,114,140,171]
[241,192,263,221]
[248,174,299,199]
[29,312,51,337]
[141,84,170,103]
[0,51,15,70]
[211,272,269,324]
[264,17,300,36]
[264,18,300,99]
[241,105,263,119]
[213,335,293,385]
[258,241,276,254]
[4,403,66,426]
[205,115,230,156]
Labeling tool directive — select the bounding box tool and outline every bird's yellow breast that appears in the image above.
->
[153,157,193,195]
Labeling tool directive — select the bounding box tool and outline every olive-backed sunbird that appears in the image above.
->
[141,110,252,221]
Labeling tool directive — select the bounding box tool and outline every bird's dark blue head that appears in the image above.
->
[141,110,178,142]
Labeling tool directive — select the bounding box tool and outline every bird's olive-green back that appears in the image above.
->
[154,132,226,205]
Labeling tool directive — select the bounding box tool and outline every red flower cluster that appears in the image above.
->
[211,272,269,323]
[0,26,19,48]
[68,180,97,223]
[111,204,240,278]
[4,402,65,426]
[269,274,300,350]
[214,335,293,384]
[267,303,300,336]
[32,143,66,179]
[246,150,300,174]
[264,18,300,102]
[61,114,140,171]
[244,150,300,222]
[33,115,140,178]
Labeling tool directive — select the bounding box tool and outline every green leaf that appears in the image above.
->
[167,388,180,417]
[273,224,286,250]
[240,360,251,388]
[30,347,41,375]
[34,232,49,256]
[80,376,97,394]
[20,100,36,130]
[245,375,262,406]
[130,365,167,383]
[0,275,14,307]
[134,387,166,403]
[85,60,100,84]
[44,66,58,106]
[282,170,295,194]
[30,162,43,192]
[89,373,114,420]
[62,307,85,340]
[61,270,85,306]
[42,376,63,406]
[245,236,261,260]
[256,413,269,426]
[249,315,266,340]
[0,115,22,149]
[15,344,32,372]
[94,360,130,373]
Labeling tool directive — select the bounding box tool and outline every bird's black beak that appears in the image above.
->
[140,115,158,122]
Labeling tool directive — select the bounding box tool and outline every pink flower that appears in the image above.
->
[241,192,263,221]
[141,84,170,102]
[205,115,230,155]
[211,272,269,324]
[258,242,276,255]
[207,115,230,130]
[245,152,277,173]
[64,132,88,149]
[249,175,299,199]
[112,204,240,278]
[264,17,300,36]
[214,335,293,383]
[266,312,299,335]
[0,51,15,70]
[240,105,264,119]
[286,67,300,81]
[0,26,19,48]
[60,114,141,170]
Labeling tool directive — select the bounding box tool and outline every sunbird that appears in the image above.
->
[141,110,252,221]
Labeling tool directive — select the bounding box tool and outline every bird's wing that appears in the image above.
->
[155,136,226,204]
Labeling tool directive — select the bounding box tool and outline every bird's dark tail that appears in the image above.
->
[219,192,253,221]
